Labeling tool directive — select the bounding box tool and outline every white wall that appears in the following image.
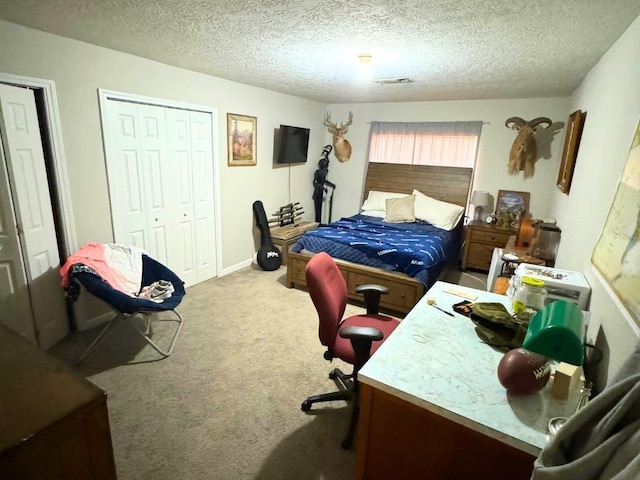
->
[550,15,640,384]
[0,19,324,272]
[324,99,569,221]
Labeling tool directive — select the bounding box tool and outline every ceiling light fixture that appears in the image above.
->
[358,54,372,63]
[374,77,413,85]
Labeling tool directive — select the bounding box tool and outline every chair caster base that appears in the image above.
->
[301,400,312,412]
[328,370,338,380]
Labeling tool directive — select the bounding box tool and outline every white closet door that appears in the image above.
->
[138,104,176,266]
[104,97,216,288]
[165,108,198,286]
[0,133,36,342]
[0,83,68,348]
[107,101,149,251]
[190,111,216,282]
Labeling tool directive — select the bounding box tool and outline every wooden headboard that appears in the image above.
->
[362,163,473,207]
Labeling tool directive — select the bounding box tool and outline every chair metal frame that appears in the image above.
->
[75,308,184,364]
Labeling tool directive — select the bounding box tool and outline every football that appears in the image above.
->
[497,347,551,395]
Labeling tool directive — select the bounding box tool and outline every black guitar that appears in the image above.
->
[252,200,282,271]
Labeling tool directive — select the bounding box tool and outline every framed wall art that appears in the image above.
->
[557,110,586,194]
[227,113,257,166]
[495,190,531,229]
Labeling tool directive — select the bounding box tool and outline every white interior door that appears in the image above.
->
[190,111,216,283]
[166,108,197,286]
[0,135,36,343]
[139,104,175,266]
[0,83,68,348]
[106,100,149,251]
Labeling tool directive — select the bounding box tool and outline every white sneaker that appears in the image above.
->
[157,280,175,294]
[150,288,172,302]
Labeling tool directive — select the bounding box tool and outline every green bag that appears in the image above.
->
[470,302,527,351]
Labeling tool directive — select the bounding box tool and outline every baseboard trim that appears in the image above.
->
[220,258,253,276]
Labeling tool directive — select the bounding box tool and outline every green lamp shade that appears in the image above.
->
[523,300,584,366]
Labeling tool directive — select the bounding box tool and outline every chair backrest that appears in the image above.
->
[306,252,348,347]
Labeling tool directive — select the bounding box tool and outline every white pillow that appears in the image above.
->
[361,190,406,213]
[384,195,415,223]
[360,209,386,218]
[412,189,464,231]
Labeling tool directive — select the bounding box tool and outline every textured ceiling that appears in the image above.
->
[1,0,639,103]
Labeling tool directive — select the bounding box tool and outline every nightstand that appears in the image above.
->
[462,221,517,272]
[270,221,318,264]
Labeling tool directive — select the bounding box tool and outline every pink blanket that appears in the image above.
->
[60,243,146,295]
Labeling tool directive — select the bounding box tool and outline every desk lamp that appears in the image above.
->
[471,190,490,222]
[523,301,584,366]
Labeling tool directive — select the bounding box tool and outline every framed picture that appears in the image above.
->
[227,113,257,166]
[557,110,586,194]
[495,190,531,229]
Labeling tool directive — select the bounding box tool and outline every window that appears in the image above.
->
[367,121,483,168]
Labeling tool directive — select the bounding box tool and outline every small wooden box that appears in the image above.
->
[551,363,583,400]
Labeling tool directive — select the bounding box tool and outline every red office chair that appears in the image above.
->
[301,252,400,449]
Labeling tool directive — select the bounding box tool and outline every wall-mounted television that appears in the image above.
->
[276,125,310,164]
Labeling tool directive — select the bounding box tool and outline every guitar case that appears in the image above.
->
[252,200,282,271]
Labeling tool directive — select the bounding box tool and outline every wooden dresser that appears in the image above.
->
[462,221,517,272]
[0,325,117,479]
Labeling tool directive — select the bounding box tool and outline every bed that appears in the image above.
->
[286,162,473,314]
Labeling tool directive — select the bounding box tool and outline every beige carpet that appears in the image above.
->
[50,265,486,480]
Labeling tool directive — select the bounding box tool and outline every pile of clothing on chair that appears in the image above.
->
[60,243,175,302]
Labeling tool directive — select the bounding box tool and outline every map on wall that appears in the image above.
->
[591,119,640,326]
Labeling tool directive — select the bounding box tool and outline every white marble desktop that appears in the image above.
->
[358,281,578,456]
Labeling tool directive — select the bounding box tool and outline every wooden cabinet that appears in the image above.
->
[462,221,516,272]
[0,325,117,480]
[355,384,535,480]
[287,251,424,314]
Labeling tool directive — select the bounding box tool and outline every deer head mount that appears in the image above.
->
[323,111,353,162]
[506,116,552,178]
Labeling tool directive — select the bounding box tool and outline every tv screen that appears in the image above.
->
[277,125,310,164]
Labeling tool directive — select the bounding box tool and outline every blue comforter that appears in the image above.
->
[291,214,461,287]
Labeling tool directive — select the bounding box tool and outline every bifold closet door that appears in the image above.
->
[105,100,216,287]
[166,109,216,286]
[0,83,69,348]
[108,102,169,263]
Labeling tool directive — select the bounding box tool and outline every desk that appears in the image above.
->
[355,281,577,480]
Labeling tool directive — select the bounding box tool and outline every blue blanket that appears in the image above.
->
[291,214,461,287]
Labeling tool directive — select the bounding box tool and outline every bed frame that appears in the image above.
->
[286,163,473,314]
